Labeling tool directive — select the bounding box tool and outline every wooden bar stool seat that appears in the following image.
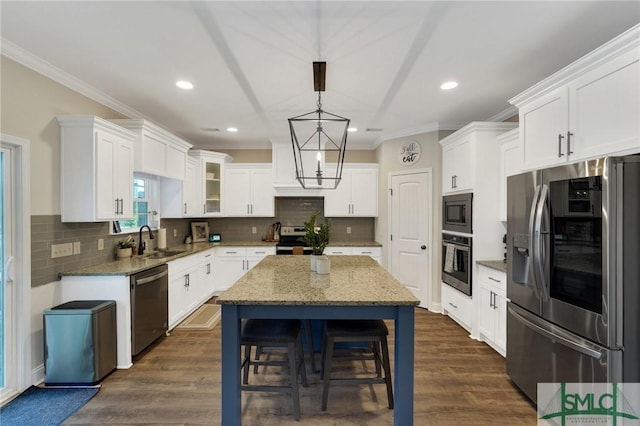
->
[320,319,393,411]
[241,319,308,421]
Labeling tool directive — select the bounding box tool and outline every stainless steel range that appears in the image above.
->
[276,226,319,255]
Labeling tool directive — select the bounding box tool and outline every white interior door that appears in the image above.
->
[389,171,431,308]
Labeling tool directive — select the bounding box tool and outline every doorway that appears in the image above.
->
[389,170,432,308]
[0,134,30,405]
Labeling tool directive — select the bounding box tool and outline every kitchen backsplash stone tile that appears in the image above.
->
[31,206,376,287]
[31,216,127,287]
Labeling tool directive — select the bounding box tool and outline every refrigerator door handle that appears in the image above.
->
[509,304,603,359]
[533,184,550,302]
[528,184,542,300]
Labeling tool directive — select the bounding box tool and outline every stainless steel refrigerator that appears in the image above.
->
[506,155,640,403]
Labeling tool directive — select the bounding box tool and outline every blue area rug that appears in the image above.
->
[0,385,99,425]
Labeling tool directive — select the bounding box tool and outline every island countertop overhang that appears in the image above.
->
[216,255,420,306]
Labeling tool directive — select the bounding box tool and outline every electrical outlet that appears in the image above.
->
[347,227,352,234]
[73,241,81,254]
[173,229,177,237]
[51,243,73,258]
[98,238,104,250]
[252,226,257,234]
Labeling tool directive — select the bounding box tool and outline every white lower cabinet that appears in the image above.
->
[441,283,473,332]
[476,265,507,356]
[168,248,217,330]
[214,246,275,292]
[324,246,382,264]
[168,255,199,329]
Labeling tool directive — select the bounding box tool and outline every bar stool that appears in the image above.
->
[241,319,308,421]
[254,246,317,373]
[320,319,393,411]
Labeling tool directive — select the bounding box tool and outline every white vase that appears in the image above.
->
[310,254,320,271]
[116,248,132,259]
[316,256,331,274]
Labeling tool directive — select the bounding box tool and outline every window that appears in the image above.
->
[115,173,159,233]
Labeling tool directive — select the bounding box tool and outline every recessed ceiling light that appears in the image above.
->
[440,81,458,90]
[176,80,194,90]
[348,127,358,132]
[227,127,238,132]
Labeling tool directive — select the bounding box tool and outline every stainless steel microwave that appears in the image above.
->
[442,193,472,234]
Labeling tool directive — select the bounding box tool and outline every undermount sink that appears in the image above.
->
[148,250,185,259]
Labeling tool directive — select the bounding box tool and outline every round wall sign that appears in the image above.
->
[399,141,421,165]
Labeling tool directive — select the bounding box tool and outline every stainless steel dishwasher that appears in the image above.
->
[131,264,169,356]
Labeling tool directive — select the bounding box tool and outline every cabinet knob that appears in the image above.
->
[420,245,427,250]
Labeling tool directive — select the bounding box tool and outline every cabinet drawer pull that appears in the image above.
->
[567,131,574,155]
[184,203,187,215]
[488,277,501,283]
[360,251,372,254]
[558,133,565,157]
[448,302,458,309]
[254,251,265,254]
[226,251,237,254]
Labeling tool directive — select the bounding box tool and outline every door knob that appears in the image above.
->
[420,245,427,250]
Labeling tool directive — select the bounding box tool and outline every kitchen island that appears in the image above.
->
[217,255,420,425]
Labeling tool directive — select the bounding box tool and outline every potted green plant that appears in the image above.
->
[299,211,330,270]
[116,236,135,259]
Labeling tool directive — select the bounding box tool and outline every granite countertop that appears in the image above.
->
[59,240,382,277]
[217,255,419,306]
[327,241,382,247]
[476,259,507,273]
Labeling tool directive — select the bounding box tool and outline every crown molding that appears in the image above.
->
[1,38,148,120]
[486,105,518,122]
[374,121,465,147]
[509,23,639,108]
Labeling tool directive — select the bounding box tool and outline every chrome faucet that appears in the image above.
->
[138,225,155,255]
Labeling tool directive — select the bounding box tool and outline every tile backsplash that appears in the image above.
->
[33,201,375,286]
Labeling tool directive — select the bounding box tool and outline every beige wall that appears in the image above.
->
[0,57,126,215]
[375,131,443,309]
[218,148,376,163]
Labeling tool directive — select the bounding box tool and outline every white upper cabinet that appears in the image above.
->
[324,164,378,217]
[110,119,193,180]
[497,128,521,222]
[441,135,475,194]
[225,164,274,217]
[511,25,639,170]
[58,115,135,222]
[160,157,198,218]
[440,122,518,196]
[190,150,232,217]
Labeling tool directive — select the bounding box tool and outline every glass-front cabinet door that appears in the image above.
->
[204,160,221,215]
[189,150,231,217]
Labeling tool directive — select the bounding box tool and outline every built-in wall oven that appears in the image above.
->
[443,193,473,234]
[441,233,472,296]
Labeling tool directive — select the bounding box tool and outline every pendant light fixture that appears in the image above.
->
[288,61,349,189]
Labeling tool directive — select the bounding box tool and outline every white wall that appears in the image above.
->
[375,131,447,310]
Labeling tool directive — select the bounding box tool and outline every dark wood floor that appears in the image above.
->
[65,308,536,425]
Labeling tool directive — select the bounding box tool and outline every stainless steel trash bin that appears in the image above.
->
[44,300,117,385]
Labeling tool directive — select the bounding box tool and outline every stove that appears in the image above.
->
[275,226,318,255]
